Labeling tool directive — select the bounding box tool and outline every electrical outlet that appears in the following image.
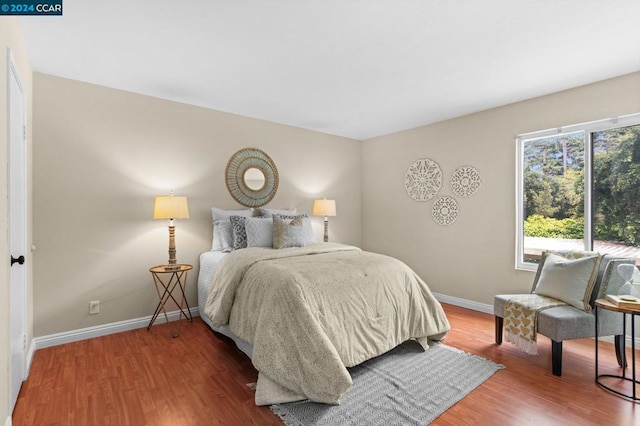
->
[89,300,100,315]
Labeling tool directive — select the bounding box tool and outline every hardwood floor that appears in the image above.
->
[12,304,640,425]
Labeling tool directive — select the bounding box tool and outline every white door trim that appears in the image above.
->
[7,48,28,413]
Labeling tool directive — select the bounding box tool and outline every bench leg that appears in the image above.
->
[552,340,562,376]
[615,334,627,368]
[495,316,503,345]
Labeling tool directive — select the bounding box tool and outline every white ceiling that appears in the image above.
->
[19,0,640,140]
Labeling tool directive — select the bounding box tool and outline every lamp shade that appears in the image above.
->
[153,195,190,219]
[313,199,336,217]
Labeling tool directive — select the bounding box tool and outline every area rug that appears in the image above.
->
[271,341,504,426]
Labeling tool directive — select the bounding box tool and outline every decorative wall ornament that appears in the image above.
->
[405,158,443,201]
[451,165,481,198]
[432,196,459,226]
[225,147,279,207]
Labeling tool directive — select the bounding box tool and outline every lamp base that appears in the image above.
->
[163,264,181,271]
[323,217,329,243]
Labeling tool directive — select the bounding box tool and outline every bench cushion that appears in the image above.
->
[495,294,623,341]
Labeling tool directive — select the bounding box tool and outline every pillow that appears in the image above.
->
[212,208,253,252]
[230,215,271,250]
[258,207,297,217]
[229,216,248,250]
[273,215,307,249]
[534,252,602,312]
[245,217,274,248]
[278,214,316,245]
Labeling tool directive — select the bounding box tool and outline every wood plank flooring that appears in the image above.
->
[12,304,640,425]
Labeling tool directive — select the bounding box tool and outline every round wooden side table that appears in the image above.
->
[148,264,193,337]
[595,298,639,401]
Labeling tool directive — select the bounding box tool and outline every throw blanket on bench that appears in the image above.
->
[504,294,567,355]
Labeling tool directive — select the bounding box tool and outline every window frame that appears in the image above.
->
[515,112,640,270]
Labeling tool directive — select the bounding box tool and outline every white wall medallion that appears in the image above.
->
[432,196,459,226]
[451,165,481,198]
[405,158,443,201]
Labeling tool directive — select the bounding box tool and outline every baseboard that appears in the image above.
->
[33,307,200,350]
[433,292,493,314]
[29,294,640,351]
[32,296,487,351]
[25,338,36,382]
[31,295,484,351]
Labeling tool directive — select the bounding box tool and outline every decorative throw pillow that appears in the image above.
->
[229,216,248,250]
[534,252,602,312]
[230,216,271,250]
[212,207,253,252]
[246,217,274,248]
[273,215,307,249]
[258,207,297,217]
[278,214,316,245]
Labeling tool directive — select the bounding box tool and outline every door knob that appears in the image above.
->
[11,255,24,266]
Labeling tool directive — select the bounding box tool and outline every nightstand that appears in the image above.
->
[595,298,639,401]
[148,264,193,337]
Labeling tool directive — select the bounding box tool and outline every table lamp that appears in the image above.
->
[154,192,189,270]
[313,198,336,242]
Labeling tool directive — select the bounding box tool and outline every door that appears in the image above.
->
[8,50,27,411]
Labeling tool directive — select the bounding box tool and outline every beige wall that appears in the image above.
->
[362,72,640,306]
[32,73,361,336]
[24,42,640,357]
[1,17,33,424]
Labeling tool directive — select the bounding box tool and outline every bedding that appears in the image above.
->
[198,250,228,328]
[197,250,254,357]
[204,243,450,405]
[211,207,253,252]
[275,214,316,245]
[230,215,271,250]
[257,207,297,217]
[272,215,306,248]
[245,217,274,247]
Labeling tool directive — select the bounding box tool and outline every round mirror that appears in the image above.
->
[226,148,279,207]
[244,167,266,190]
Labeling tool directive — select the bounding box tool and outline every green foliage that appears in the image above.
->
[523,132,585,221]
[592,126,640,245]
[523,124,640,247]
[524,214,584,239]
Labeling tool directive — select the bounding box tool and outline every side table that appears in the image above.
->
[595,298,639,401]
[148,264,193,337]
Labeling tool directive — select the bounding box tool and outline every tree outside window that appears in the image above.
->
[517,115,640,269]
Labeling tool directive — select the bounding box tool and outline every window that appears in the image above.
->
[516,113,640,270]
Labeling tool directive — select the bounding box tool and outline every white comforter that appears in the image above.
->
[204,243,450,405]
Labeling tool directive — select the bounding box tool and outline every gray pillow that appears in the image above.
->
[258,207,297,217]
[212,207,253,252]
[273,215,307,249]
[229,216,248,250]
[534,252,601,312]
[278,214,316,245]
[246,217,274,248]
[230,216,271,250]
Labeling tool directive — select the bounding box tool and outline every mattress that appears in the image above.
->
[197,250,254,358]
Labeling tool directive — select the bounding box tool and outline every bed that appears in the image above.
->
[197,250,254,358]
[198,243,449,406]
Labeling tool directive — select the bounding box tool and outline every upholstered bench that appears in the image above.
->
[494,252,633,376]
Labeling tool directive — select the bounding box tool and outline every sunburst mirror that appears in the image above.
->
[225,148,279,207]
